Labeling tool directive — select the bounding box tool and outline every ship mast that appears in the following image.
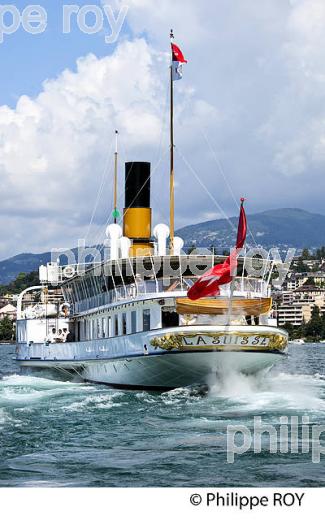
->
[169,30,175,255]
[113,129,119,224]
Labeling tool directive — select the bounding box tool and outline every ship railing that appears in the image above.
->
[221,277,269,297]
[70,276,269,314]
[15,282,66,318]
[72,278,182,313]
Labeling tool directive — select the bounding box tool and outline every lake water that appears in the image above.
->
[1,343,325,487]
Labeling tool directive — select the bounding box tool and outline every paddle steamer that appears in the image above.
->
[15,34,288,389]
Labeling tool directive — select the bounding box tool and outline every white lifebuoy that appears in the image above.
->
[63,265,75,278]
[60,302,71,317]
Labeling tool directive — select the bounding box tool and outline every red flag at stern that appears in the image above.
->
[187,200,247,300]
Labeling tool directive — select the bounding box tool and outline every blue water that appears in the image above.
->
[1,344,325,487]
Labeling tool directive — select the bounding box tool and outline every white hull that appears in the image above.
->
[79,351,283,389]
[17,325,287,390]
[18,352,284,390]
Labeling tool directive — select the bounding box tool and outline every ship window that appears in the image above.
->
[107,316,111,337]
[114,315,118,336]
[87,320,90,340]
[102,317,107,338]
[131,311,137,334]
[77,321,81,341]
[162,309,179,328]
[122,313,127,335]
[143,309,150,331]
[92,319,96,339]
[97,318,101,339]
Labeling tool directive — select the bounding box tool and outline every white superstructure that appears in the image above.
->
[15,35,288,388]
[15,251,288,390]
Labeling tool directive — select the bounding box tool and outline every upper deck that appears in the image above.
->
[57,254,272,315]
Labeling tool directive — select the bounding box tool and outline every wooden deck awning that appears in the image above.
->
[176,297,272,316]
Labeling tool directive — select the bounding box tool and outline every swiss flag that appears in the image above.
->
[187,200,247,301]
[171,43,187,63]
[187,250,237,300]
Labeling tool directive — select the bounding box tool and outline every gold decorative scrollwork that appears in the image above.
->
[150,331,288,352]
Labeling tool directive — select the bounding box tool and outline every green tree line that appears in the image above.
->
[0,316,14,342]
[0,271,39,296]
[0,272,39,342]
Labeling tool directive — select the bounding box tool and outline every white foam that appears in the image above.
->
[208,369,325,415]
[0,408,23,430]
[1,374,80,388]
[62,392,124,411]
[0,374,94,407]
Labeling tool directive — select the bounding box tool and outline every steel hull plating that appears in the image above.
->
[81,351,284,389]
[17,325,287,389]
[18,351,284,389]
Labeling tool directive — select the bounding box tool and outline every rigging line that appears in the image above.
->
[98,77,169,233]
[93,133,128,245]
[168,81,257,249]
[155,76,169,166]
[87,166,115,250]
[93,151,132,251]
[200,127,239,208]
[154,86,171,223]
[175,145,237,233]
[87,176,117,251]
[199,127,258,249]
[98,143,171,253]
[116,147,170,227]
[151,176,171,225]
[94,84,171,251]
[90,138,134,248]
[84,139,114,244]
[94,147,171,250]
[119,135,129,165]
[88,139,114,238]
[92,190,120,251]
[116,77,169,188]
[91,212,112,251]
[87,117,123,248]
[85,171,112,249]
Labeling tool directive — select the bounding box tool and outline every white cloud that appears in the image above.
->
[0,38,171,257]
[2,0,325,259]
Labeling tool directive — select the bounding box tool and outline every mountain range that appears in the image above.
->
[0,208,324,285]
[177,208,325,250]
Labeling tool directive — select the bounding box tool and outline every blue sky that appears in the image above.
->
[1,0,325,259]
[0,0,131,106]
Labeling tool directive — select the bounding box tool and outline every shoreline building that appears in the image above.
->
[0,303,17,321]
[277,285,325,327]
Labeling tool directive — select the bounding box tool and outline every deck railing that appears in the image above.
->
[71,276,269,314]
